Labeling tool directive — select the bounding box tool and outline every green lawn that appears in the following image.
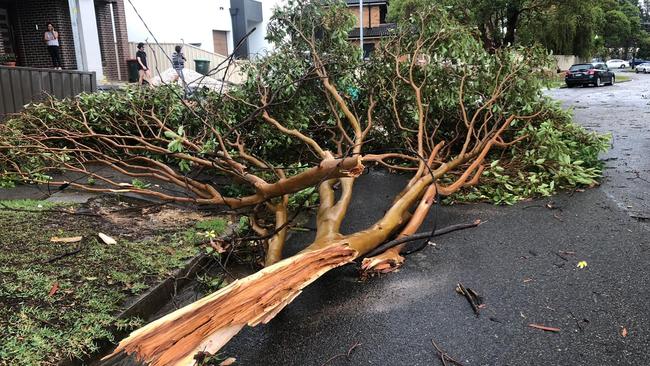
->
[0,198,228,365]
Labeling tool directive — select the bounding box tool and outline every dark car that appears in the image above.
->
[630,59,650,68]
[565,63,615,88]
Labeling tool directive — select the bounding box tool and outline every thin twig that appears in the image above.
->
[431,339,464,366]
[456,282,482,316]
[44,247,84,264]
[552,251,568,262]
[528,323,561,332]
[320,341,362,366]
[363,219,482,259]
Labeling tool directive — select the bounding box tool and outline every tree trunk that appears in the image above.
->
[503,5,521,46]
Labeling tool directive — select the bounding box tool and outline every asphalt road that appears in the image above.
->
[220,74,650,365]
[549,71,650,224]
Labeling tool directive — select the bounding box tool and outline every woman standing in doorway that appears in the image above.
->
[44,22,62,69]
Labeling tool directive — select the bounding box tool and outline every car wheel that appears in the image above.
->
[566,83,574,88]
[610,76,615,86]
[637,69,640,73]
[595,77,602,87]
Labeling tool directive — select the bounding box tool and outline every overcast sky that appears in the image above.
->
[124,0,231,51]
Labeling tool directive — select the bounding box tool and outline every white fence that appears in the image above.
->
[553,55,587,71]
[128,42,246,84]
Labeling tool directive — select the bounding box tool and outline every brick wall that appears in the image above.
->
[349,4,387,28]
[351,6,370,28]
[370,6,380,27]
[111,0,129,81]
[94,0,128,81]
[11,0,77,69]
[350,5,383,28]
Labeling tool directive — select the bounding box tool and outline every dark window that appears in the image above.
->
[363,43,375,59]
[379,4,388,24]
[569,64,593,71]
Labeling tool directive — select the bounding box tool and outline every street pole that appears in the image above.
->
[359,0,364,60]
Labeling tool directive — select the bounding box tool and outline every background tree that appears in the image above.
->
[517,2,601,58]
[389,0,585,51]
[388,0,649,59]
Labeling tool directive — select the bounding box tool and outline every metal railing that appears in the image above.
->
[0,66,97,117]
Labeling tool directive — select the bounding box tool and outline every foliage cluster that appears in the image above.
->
[450,106,610,204]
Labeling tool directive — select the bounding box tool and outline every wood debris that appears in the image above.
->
[455,282,484,316]
[101,244,357,366]
[528,323,560,332]
[50,236,83,243]
[219,357,236,365]
[98,233,117,245]
[431,339,465,366]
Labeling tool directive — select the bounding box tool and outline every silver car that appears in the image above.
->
[635,63,650,73]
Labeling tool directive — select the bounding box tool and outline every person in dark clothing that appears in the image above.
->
[171,45,188,92]
[136,42,150,85]
[44,22,62,69]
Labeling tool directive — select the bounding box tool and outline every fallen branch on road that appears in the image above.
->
[431,339,465,366]
[528,323,561,332]
[455,282,484,316]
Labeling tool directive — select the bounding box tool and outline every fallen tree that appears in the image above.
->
[0,0,608,364]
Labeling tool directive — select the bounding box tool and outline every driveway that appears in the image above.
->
[220,74,650,365]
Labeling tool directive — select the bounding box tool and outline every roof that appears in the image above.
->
[348,24,396,39]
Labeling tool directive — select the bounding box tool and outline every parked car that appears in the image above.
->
[636,63,650,73]
[631,59,650,68]
[565,63,615,88]
[605,59,629,69]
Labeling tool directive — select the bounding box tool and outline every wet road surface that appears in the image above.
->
[549,71,650,224]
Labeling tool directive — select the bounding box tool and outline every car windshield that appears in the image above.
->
[570,64,593,71]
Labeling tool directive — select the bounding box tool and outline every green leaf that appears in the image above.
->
[164,130,178,139]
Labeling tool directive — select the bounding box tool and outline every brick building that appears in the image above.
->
[0,0,129,81]
[346,0,394,58]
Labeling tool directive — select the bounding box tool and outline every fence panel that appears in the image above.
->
[128,42,246,84]
[0,66,97,118]
[553,55,587,71]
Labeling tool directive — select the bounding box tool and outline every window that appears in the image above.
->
[363,43,375,59]
[379,4,388,24]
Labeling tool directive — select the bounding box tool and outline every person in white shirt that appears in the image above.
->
[43,22,62,70]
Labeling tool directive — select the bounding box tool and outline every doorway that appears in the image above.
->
[0,7,14,55]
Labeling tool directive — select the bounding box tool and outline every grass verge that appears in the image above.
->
[0,198,228,365]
